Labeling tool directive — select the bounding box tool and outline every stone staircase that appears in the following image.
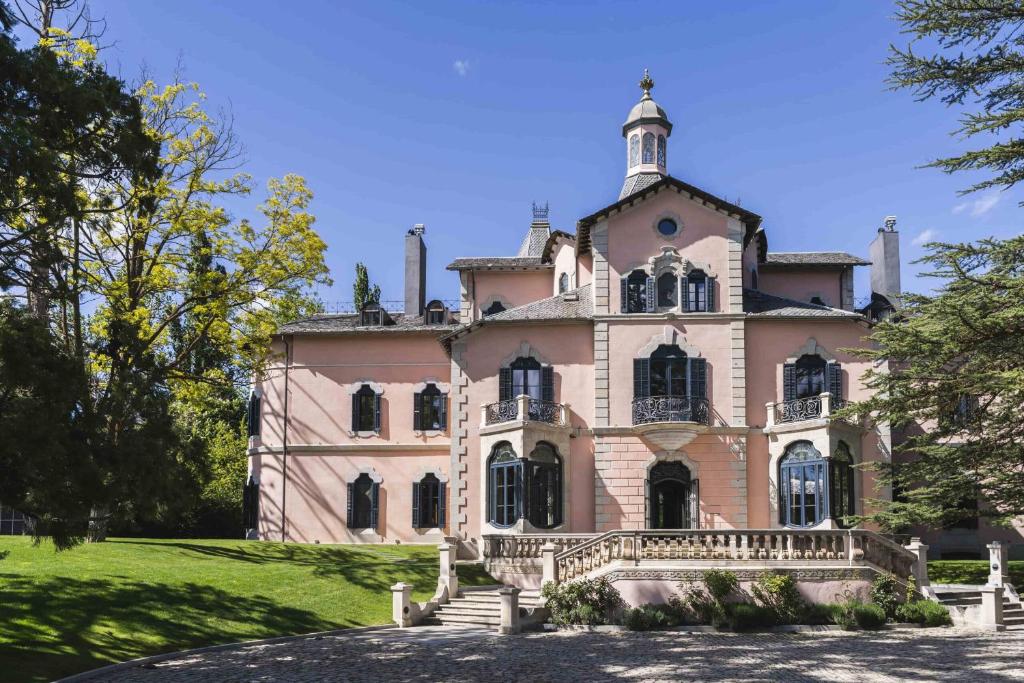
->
[934,586,1024,630]
[424,586,546,629]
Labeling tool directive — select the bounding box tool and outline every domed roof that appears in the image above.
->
[622,69,672,137]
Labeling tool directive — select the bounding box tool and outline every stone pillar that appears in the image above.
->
[905,537,930,590]
[391,582,414,628]
[498,586,521,635]
[764,402,775,428]
[987,541,1009,587]
[517,394,530,422]
[820,392,832,417]
[541,543,557,588]
[979,585,1005,631]
[439,541,458,598]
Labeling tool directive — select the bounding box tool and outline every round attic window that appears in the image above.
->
[657,218,679,237]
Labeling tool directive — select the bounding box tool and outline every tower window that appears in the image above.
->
[657,134,666,166]
[642,132,655,164]
[629,134,639,168]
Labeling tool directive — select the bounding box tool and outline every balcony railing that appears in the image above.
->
[767,392,847,427]
[482,395,567,426]
[632,396,710,426]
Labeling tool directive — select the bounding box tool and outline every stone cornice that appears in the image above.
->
[249,443,449,455]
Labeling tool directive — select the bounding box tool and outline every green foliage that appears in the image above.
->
[896,599,952,627]
[853,603,888,630]
[751,571,805,624]
[889,0,1024,197]
[844,236,1024,529]
[871,573,904,620]
[621,603,682,631]
[541,577,623,626]
[929,560,1024,586]
[353,262,381,311]
[800,603,839,626]
[729,603,778,631]
[831,596,864,630]
[703,569,739,603]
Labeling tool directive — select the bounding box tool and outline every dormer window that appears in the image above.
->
[359,302,390,327]
[483,300,506,317]
[425,300,447,325]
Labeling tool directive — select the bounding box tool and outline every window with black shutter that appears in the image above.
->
[827,361,842,400]
[686,270,710,312]
[348,473,377,528]
[633,358,650,399]
[352,384,379,432]
[510,357,542,400]
[246,392,261,437]
[623,270,649,313]
[412,473,442,528]
[414,384,447,431]
[795,355,827,399]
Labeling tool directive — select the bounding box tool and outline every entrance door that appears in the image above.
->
[648,461,694,529]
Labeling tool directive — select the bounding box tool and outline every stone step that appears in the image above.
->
[437,604,502,615]
[454,597,544,608]
[1004,616,1024,625]
[425,614,503,627]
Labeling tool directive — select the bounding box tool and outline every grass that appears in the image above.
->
[0,537,495,682]
[928,560,1024,586]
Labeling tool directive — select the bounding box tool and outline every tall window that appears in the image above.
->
[414,383,447,431]
[528,442,562,529]
[650,344,688,397]
[246,391,261,437]
[482,300,506,317]
[510,357,541,400]
[657,135,666,166]
[829,442,855,526]
[412,473,446,528]
[642,132,655,163]
[684,270,714,312]
[780,442,826,528]
[622,269,652,313]
[488,442,521,527]
[558,272,569,293]
[347,473,379,529]
[352,384,381,432]
[657,272,677,308]
[242,476,259,532]
[629,134,639,167]
[425,300,447,325]
[783,355,841,403]
[795,355,826,399]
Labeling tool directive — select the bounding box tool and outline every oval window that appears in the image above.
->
[657,218,678,237]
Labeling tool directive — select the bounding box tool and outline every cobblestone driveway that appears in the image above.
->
[87,626,1024,682]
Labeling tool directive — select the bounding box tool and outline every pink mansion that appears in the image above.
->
[245,74,995,565]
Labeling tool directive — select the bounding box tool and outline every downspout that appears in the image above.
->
[281,334,293,542]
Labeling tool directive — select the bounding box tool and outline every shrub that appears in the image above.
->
[751,572,804,624]
[831,599,861,630]
[853,603,887,630]
[896,600,952,627]
[799,603,837,625]
[870,573,903,620]
[622,603,682,631]
[541,577,623,626]
[681,586,724,625]
[730,603,778,631]
[703,569,739,603]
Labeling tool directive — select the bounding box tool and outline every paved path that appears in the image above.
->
[87,626,1024,682]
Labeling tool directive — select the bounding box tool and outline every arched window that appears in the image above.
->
[779,442,826,528]
[488,442,521,527]
[352,384,381,432]
[795,354,826,399]
[829,442,855,526]
[633,345,708,424]
[412,473,446,528]
[425,300,447,325]
[783,354,842,404]
[482,300,506,317]
[809,296,826,306]
[642,132,655,164]
[657,135,666,166]
[683,269,715,312]
[657,272,678,308]
[558,272,569,294]
[347,473,379,529]
[621,269,653,313]
[528,442,562,528]
[360,301,387,327]
[629,134,640,167]
[413,383,447,431]
[650,344,688,397]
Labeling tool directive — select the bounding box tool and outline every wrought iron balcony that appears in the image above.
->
[482,396,566,426]
[632,396,710,426]
[768,392,846,426]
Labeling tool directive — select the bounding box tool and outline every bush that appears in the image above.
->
[703,569,739,603]
[799,603,837,625]
[541,577,623,626]
[853,603,887,630]
[730,603,778,631]
[870,573,903,620]
[896,600,952,627]
[751,572,804,624]
[831,599,861,630]
[622,603,682,631]
[682,587,727,626]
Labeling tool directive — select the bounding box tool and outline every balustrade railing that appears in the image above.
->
[483,396,566,426]
[527,398,564,425]
[484,399,519,425]
[482,534,596,560]
[632,396,710,425]
[768,392,850,426]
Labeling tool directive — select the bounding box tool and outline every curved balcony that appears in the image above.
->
[631,396,710,450]
[768,392,848,427]
[482,395,567,427]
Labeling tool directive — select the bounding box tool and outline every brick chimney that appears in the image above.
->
[404,224,426,316]
[869,216,901,300]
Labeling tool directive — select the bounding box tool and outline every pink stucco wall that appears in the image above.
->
[551,237,577,295]
[758,268,843,307]
[471,270,553,317]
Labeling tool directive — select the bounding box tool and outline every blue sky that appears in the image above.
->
[29,1,1024,307]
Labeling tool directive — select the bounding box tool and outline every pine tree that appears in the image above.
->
[352,262,381,311]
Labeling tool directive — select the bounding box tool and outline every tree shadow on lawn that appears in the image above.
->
[0,574,339,683]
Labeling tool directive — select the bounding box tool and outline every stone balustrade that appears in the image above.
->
[482,533,597,560]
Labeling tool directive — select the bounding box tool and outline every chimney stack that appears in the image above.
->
[869,215,901,300]
[405,224,426,316]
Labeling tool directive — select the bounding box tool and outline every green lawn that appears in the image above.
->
[0,537,495,682]
[929,559,1024,586]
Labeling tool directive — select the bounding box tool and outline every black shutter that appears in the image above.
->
[689,357,707,398]
[351,393,360,432]
[706,276,716,312]
[783,363,797,401]
[411,481,421,528]
[346,482,354,527]
[373,393,382,432]
[827,361,842,400]
[439,481,447,529]
[633,358,650,398]
[680,276,690,312]
[499,367,512,401]
[412,392,422,431]
[645,275,656,312]
[646,477,653,528]
[620,278,629,313]
[514,463,524,521]
[541,366,554,402]
[370,482,379,529]
[690,478,700,529]
[439,394,448,431]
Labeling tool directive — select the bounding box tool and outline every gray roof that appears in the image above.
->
[743,289,863,319]
[763,252,870,267]
[619,172,665,200]
[278,311,458,335]
[517,222,551,257]
[622,94,672,135]
[446,256,551,271]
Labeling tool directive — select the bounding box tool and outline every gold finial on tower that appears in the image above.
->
[639,68,654,98]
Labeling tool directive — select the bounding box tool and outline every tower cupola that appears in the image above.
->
[620,70,672,198]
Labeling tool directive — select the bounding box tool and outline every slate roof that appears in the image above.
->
[517,223,552,257]
[762,252,870,267]
[277,312,458,335]
[445,256,552,271]
[743,288,863,319]
[619,172,665,200]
